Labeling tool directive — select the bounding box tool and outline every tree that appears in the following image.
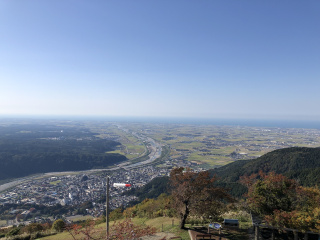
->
[23,223,44,234]
[5,227,20,237]
[243,171,297,215]
[242,171,320,232]
[52,219,66,232]
[169,167,233,229]
[109,208,123,221]
[67,220,101,240]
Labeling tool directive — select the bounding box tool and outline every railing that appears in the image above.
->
[253,224,320,240]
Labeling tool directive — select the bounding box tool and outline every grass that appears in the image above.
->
[222,228,250,240]
[143,217,179,232]
[129,217,190,240]
[108,143,146,160]
[49,180,61,185]
[0,220,6,226]
[66,215,93,222]
[40,217,189,240]
[40,216,252,240]
[126,144,145,155]
[40,230,72,240]
[187,152,233,167]
[222,209,253,232]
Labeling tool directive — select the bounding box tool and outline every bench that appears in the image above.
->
[223,219,239,228]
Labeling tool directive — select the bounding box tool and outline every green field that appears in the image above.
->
[117,123,320,168]
[88,124,147,160]
[66,215,93,222]
[82,121,320,168]
[49,180,61,185]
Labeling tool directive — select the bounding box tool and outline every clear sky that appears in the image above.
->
[0,1,319,120]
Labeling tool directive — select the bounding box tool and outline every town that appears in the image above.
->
[0,159,200,227]
[1,121,320,228]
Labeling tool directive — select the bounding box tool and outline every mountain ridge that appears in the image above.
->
[210,147,320,184]
[127,147,320,201]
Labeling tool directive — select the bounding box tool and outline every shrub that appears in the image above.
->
[5,227,20,237]
[52,219,65,232]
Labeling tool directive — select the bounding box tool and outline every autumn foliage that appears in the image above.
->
[67,218,156,240]
[241,171,320,232]
[170,167,233,229]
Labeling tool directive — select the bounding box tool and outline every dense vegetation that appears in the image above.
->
[124,147,320,200]
[211,147,320,183]
[124,176,169,205]
[0,124,126,181]
[242,171,320,233]
[209,147,320,197]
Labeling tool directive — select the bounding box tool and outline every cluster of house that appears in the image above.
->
[0,155,205,228]
[0,165,177,226]
[0,166,169,206]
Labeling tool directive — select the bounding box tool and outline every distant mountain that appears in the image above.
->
[210,147,320,197]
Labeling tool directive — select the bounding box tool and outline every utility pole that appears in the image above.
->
[106,176,110,239]
[106,179,131,239]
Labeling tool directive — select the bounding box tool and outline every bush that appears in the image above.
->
[22,223,44,234]
[109,208,123,221]
[95,215,106,225]
[4,232,49,240]
[5,233,30,240]
[52,219,65,232]
[5,227,20,237]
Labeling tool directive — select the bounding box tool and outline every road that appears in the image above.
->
[0,130,162,193]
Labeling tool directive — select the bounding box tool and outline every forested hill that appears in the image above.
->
[0,124,127,181]
[210,147,320,187]
[124,147,320,202]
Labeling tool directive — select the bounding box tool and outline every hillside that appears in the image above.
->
[124,176,170,205]
[126,147,320,200]
[0,124,127,181]
[210,147,320,195]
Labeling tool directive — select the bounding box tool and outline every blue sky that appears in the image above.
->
[0,1,319,120]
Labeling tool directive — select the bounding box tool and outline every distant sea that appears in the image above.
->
[1,115,320,130]
[92,116,320,130]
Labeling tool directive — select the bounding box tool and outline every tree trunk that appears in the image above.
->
[179,203,190,229]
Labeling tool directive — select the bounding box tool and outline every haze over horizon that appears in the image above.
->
[1,1,319,121]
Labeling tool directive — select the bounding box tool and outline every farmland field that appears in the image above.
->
[107,122,320,168]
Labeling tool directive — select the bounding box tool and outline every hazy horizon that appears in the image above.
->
[1,114,320,130]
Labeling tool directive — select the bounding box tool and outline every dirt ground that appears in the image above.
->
[141,232,178,240]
